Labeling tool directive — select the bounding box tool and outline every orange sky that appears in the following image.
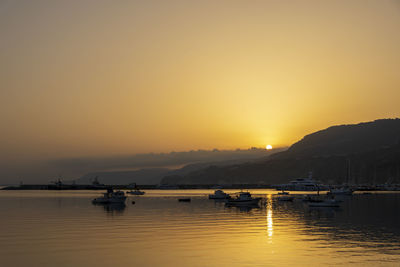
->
[1,0,400,163]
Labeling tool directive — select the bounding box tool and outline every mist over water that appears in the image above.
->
[0,148,279,184]
[0,190,399,266]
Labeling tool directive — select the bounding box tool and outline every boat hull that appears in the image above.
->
[209,195,230,199]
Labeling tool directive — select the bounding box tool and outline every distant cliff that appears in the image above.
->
[161,119,400,185]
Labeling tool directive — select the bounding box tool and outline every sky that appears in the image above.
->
[1,0,400,182]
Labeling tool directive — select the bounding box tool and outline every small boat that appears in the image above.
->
[92,189,127,204]
[178,198,191,202]
[127,189,145,195]
[226,192,261,206]
[308,198,341,207]
[277,196,294,201]
[209,189,230,199]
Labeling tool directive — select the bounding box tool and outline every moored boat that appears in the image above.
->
[209,189,230,199]
[127,189,145,195]
[274,172,327,191]
[92,189,127,204]
[226,192,261,206]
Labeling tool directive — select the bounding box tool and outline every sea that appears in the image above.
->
[0,189,399,267]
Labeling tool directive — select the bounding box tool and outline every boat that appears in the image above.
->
[277,196,294,201]
[275,172,327,191]
[127,189,145,195]
[48,177,70,190]
[208,189,230,199]
[91,176,107,189]
[327,187,354,195]
[308,198,341,207]
[226,192,261,206]
[277,190,294,201]
[92,188,127,204]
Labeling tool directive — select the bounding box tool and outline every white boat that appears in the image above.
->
[308,198,341,207]
[327,187,353,195]
[92,189,127,204]
[226,192,261,206]
[275,172,327,191]
[127,189,145,195]
[209,190,230,199]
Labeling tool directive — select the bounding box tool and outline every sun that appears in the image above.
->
[266,145,273,150]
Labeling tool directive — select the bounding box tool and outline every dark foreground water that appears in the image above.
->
[0,189,399,267]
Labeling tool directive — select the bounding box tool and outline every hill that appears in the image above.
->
[161,119,400,185]
[286,119,400,157]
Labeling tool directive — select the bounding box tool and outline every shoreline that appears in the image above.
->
[2,184,399,191]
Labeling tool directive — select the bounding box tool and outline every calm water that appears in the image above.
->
[0,189,399,267]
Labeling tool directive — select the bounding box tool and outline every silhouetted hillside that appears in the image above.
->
[286,119,400,157]
[161,119,400,185]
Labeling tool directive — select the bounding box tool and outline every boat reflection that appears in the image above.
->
[307,206,341,218]
[272,193,400,248]
[92,202,126,214]
[225,203,260,212]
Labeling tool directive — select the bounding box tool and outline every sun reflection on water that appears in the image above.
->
[267,194,273,239]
